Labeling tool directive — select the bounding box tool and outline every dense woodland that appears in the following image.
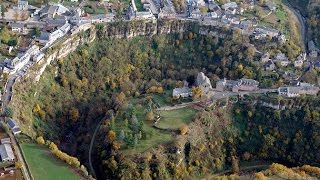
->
[234,95,320,167]
[9,25,319,179]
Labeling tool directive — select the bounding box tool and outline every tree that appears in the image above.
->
[107,130,116,143]
[145,112,154,121]
[231,156,239,174]
[192,87,203,100]
[15,161,22,169]
[119,130,125,140]
[8,38,17,46]
[5,107,13,118]
[254,172,266,180]
[31,28,41,37]
[114,92,126,110]
[69,108,80,122]
[105,156,118,173]
[0,122,9,133]
[36,136,45,145]
[179,125,188,135]
[0,27,12,44]
[49,142,58,151]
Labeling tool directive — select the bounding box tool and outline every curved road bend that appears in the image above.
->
[283,1,307,51]
[88,116,107,179]
[1,63,34,180]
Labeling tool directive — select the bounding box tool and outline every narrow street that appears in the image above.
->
[157,89,278,111]
[9,133,32,180]
[1,62,35,180]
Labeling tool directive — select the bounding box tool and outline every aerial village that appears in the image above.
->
[0,0,318,178]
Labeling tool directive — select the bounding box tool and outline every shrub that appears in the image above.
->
[179,126,188,135]
[36,136,45,145]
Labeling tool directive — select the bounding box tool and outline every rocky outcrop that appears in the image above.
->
[33,19,230,81]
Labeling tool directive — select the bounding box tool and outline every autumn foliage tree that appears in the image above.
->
[179,125,188,135]
[36,136,45,145]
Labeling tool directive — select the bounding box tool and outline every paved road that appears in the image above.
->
[88,116,107,179]
[284,0,307,51]
[9,133,32,180]
[1,62,35,180]
[156,89,277,111]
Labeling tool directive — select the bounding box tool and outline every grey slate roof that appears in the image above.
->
[7,119,18,129]
[0,144,14,161]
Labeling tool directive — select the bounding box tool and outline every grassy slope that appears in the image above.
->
[21,143,80,180]
[156,107,197,129]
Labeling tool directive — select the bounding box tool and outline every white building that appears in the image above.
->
[0,144,15,162]
[294,59,303,68]
[60,22,71,34]
[221,2,238,10]
[17,0,28,10]
[278,86,319,97]
[173,87,192,98]
[7,119,21,135]
[10,23,26,33]
[33,52,45,63]
[91,14,115,23]
[0,138,11,144]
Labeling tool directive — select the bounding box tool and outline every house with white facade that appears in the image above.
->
[91,14,114,23]
[7,119,21,135]
[222,2,238,10]
[278,86,319,97]
[10,23,26,33]
[17,0,28,10]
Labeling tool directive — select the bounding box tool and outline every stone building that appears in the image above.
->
[216,78,259,92]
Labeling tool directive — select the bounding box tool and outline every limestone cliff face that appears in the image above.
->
[33,19,228,81]
[98,20,202,39]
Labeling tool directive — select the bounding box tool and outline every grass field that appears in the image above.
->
[119,102,173,153]
[152,90,171,106]
[21,143,80,180]
[156,107,197,130]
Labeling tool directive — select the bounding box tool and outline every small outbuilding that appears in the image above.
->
[0,144,15,162]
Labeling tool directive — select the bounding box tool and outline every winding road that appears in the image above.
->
[283,0,307,51]
[88,116,107,179]
[1,61,35,180]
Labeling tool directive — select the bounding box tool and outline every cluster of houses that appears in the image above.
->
[216,78,259,92]
[187,0,285,41]
[4,1,115,45]
[1,45,43,74]
[278,83,319,97]
[261,52,307,71]
[0,119,21,163]
[172,72,212,98]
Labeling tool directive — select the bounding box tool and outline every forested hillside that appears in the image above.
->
[9,25,319,179]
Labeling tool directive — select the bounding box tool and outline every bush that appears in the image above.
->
[0,122,9,133]
[179,126,188,135]
[145,112,154,121]
[36,136,45,145]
